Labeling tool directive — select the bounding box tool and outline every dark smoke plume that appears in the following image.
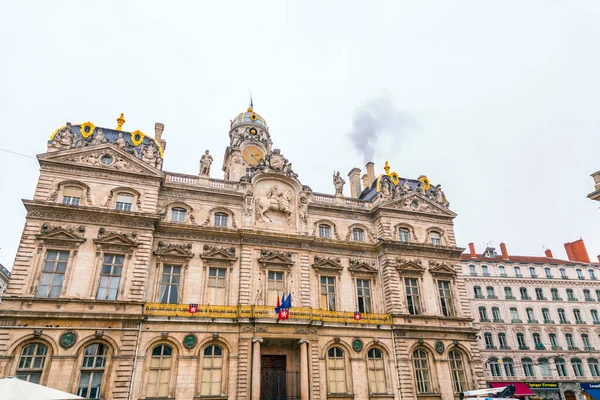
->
[348,93,415,164]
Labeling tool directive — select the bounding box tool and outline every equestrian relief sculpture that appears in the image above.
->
[255,184,293,224]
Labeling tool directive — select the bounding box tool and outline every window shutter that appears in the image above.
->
[64,187,82,197]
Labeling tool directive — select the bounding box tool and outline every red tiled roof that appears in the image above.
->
[460,253,599,267]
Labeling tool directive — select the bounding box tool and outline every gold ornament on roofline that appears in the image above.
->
[390,171,400,185]
[80,122,96,138]
[116,113,126,131]
[418,175,431,191]
[49,126,65,140]
[131,130,145,147]
[384,161,390,175]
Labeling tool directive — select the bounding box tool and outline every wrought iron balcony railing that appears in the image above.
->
[143,303,393,325]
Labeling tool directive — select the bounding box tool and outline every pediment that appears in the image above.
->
[200,245,237,262]
[36,225,86,243]
[396,259,425,275]
[312,256,343,273]
[348,260,378,275]
[381,193,456,217]
[155,242,194,258]
[39,144,163,177]
[428,262,457,277]
[258,250,294,266]
[94,232,138,248]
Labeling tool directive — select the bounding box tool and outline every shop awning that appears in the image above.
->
[490,382,535,396]
[584,389,600,400]
[581,384,600,400]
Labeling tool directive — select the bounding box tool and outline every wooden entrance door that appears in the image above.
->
[261,355,286,400]
[564,391,576,400]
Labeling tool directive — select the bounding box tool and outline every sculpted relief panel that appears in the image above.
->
[254,182,295,227]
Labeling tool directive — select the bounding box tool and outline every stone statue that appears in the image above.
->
[115,133,127,149]
[416,182,426,195]
[333,171,345,196]
[381,179,391,198]
[243,187,254,217]
[142,143,157,164]
[51,124,74,150]
[90,129,107,145]
[435,184,449,207]
[401,179,410,193]
[298,193,309,224]
[255,186,293,223]
[199,150,213,176]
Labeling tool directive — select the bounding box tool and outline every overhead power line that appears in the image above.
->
[0,148,36,159]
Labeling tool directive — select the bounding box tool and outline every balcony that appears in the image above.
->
[552,345,563,350]
[546,275,554,279]
[585,346,596,351]
[470,272,478,276]
[568,345,580,351]
[559,320,571,324]
[488,295,498,299]
[537,297,548,301]
[500,345,511,350]
[499,273,507,277]
[143,303,393,325]
[512,319,523,323]
[518,345,530,350]
[586,298,595,302]
[486,345,497,350]
[535,344,546,350]
[483,272,491,277]
[594,321,600,325]
[527,319,539,324]
[576,320,587,325]
[522,296,531,300]
[578,276,585,280]
[493,318,504,323]
[544,319,555,324]
[480,318,491,322]
[530,274,538,279]
[561,276,569,280]
[475,294,485,299]
[552,297,563,301]
[505,295,516,300]
[568,298,579,302]
[516,274,523,278]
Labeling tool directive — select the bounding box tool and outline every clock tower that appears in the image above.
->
[222,106,273,181]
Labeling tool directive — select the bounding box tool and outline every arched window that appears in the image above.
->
[200,345,223,396]
[430,231,441,246]
[504,286,513,298]
[478,306,488,322]
[532,333,543,349]
[566,289,576,301]
[486,286,495,298]
[319,224,331,238]
[147,344,173,398]
[62,186,82,206]
[352,228,365,242]
[484,333,494,349]
[544,267,552,278]
[559,268,567,279]
[539,358,551,377]
[77,343,108,399]
[516,333,527,349]
[214,212,228,227]
[449,350,467,393]
[509,307,520,322]
[529,267,537,278]
[549,333,559,348]
[519,287,529,300]
[542,308,551,323]
[592,309,600,324]
[16,343,48,383]
[555,357,567,377]
[326,347,347,393]
[413,349,432,394]
[115,193,134,211]
[576,269,584,280]
[171,207,186,222]
[489,357,501,377]
[584,289,592,301]
[571,358,584,377]
[503,358,515,377]
[589,269,597,280]
[558,308,567,323]
[498,333,507,349]
[514,266,522,277]
[588,358,600,377]
[551,288,559,300]
[492,307,501,322]
[367,348,386,394]
[522,357,535,377]
[574,309,583,324]
[398,228,410,243]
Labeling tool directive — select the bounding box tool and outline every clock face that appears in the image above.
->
[242,145,264,166]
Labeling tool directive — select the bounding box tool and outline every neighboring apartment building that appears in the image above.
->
[0,263,10,300]
[461,240,600,400]
[0,107,484,400]
[588,171,600,203]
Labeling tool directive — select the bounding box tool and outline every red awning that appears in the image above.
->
[489,382,536,396]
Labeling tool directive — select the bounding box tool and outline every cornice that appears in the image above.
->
[39,158,163,183]
[24,200,158,229]
[160,183,244,202]
[376,240,465,259]
[463,276,600,287]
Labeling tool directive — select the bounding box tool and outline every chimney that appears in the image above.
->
[348,168,362,198]
[499,243,509,260]
[468,242,477,258]
[597,255,600,263]
[568,239,591,263]
[365,162,375,187]
[564,242,576,262]
[155,122,167,150]
[361,174,369,190]
[545,249,554,258]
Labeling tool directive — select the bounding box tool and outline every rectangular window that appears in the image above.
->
[438,280,454,317]
[398,229,410,243]
[504,287,513,298]
[36,250,69,298]
[590,270,597,280]
[492,308,501,321]
[545,268,553,278]
[474,286,482,298]
[356,279,372,313]
[404,278,421,315]
[159,265,181,304]
[206,267,227,305]
[482,265,489,276]
[62,187,82,206]
[498,265,506,275]
[469,265,477,276]
[96,254,123,300]
[267,271,284,306]
[320,276,336,311]
[498,334,507,348]
[535,288,544,300]
[115,193,133,211]
[550,335,558,347]
[319,225,331,238]
[582,335,591,348]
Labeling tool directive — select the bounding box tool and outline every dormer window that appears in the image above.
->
[319,224,331,239]
[398,228,410,243]
[484,248,496,258]
[430,231,441,246]
[62,187,82,206]
[214,212,228,227]
[115,193,133,211]
[352,228,365,242]
[171,207,186,222]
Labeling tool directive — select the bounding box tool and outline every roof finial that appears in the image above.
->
[248,92,253,112]
[116,113,126,131]
[384,161,391,175]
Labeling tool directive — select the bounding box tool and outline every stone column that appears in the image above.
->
[251,338,263,400]
[299,339,310,400]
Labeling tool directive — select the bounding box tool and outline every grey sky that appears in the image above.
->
[1,1,599,269]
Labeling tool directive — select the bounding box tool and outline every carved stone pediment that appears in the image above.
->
[396,258,425,275]
[36,223,86,249]
[348,259,378,275]
[200,245,237,265]
[39,144,163,177]
[382,194,456,217]
[428,261,457,278]
[248,148,298,179]
[155,241,194,259]
[258,250,294,267]
[312,256,343,275]
[94,228,138,256]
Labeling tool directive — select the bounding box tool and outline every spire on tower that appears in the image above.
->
[248,92,253,112]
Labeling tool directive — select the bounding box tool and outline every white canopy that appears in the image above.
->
[0,377,84,400]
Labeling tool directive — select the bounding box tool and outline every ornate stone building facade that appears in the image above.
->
[461,241,600,400]
[0,263,9,301]
[0,107,484,399]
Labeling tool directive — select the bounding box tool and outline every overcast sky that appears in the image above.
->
[1,1,599,270]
